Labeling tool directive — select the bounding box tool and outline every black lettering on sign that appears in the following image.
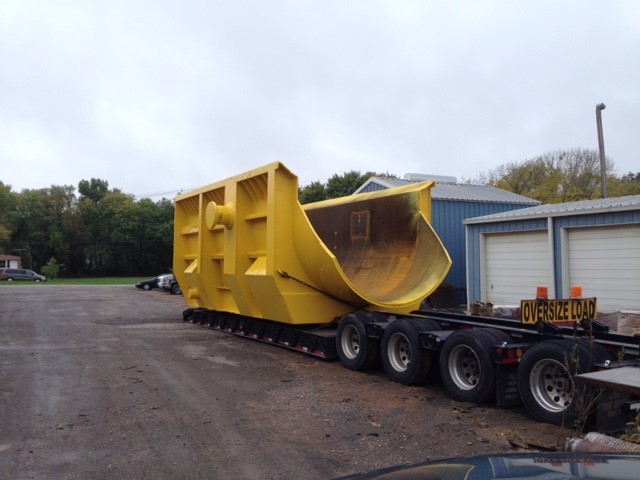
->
[520,298,597,325]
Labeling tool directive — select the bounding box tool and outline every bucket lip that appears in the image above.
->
[302,179,436,211]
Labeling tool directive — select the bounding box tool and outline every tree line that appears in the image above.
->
[2,148,638,277]
[476,148,640,202]
[0,178,174,278]
[299,148,640,204]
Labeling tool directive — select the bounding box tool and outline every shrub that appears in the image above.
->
[42,257,60,280]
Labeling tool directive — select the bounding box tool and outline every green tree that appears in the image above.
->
[300,171,399,203]
[77,181,112,275]
[299,181,327,204]
[1,176,176,277]
[608,171,640,197]
[101,192,138,275]
[44,185,76,273]
[11,189,50,269]
[42,257,61,280]
[78,178,109,203]
[134,197,174,274]
[325,171,372,198]
[77,188,137,276]
[479,148,615,203]
[0,181,17,253]
[0,224,10,253]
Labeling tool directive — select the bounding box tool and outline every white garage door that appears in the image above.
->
[484,231,552,305]
[567,224,640,312]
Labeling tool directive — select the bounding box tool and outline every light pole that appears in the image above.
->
[595,103,607,198]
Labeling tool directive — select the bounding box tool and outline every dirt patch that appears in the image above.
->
[0,285,573,479]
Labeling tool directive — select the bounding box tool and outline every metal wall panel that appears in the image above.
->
[431,200,531,304]
[566,224,640,312]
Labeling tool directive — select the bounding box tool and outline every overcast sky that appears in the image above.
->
[1,1,638,199]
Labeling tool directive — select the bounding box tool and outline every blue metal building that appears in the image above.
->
[464,195,640,312]
[355,176,539,304]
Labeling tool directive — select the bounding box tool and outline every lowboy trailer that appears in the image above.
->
[183,298,640,428]
[175,162,640,429]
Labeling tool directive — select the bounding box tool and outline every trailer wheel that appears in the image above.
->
[381,319,432,385]
[439,329,499,404]
[336,314,378,371]
[415,318,441,333]
[517,339,597,426]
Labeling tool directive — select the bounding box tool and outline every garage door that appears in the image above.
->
[567,224,640,312]
[484,231,552,305]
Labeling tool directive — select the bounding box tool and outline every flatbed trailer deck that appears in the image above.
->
[183,304,640,430]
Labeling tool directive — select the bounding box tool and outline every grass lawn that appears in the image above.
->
[50,277,148,285]
[0,277,147,286]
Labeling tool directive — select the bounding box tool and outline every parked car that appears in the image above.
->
[135,275,166,291]
[156,273,172,290]
[159,274,182,295]
[0,268,47,282]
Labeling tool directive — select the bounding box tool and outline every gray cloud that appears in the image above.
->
[1,0,638,197]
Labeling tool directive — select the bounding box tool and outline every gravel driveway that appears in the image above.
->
[1,285,568,479]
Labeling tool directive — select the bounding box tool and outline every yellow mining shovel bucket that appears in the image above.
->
[173,162,451,325]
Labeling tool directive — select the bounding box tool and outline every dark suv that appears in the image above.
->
[0,268,47,282]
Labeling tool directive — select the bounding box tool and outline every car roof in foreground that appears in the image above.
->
[334,452,640,480]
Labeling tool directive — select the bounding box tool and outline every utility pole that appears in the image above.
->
[595,103,607,198]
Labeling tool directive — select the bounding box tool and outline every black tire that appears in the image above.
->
[477,327,510,348]
[439,329,501,404]
[336,314,378,371]
[577,338,613,365]
[517,339,598,426]
[415,318,441,333]
[381,319,432,385]
[170,283,182,295]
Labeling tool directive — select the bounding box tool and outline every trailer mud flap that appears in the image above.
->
[496,364,521,407]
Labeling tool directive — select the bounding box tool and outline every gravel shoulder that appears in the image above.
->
[0,285,571,479]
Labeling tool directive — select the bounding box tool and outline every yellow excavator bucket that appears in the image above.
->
[173,162,451,325]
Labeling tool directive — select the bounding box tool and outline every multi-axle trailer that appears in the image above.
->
[183,299,640,428]
[175,162,640,430]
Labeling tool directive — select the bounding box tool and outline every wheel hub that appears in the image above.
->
[448,345,480,390]
[387,332,411,372]
[530,359,573,412]
[341,324,361,360]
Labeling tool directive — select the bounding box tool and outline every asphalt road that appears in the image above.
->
[0,285,566,479]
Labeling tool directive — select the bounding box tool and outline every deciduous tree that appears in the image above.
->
[478,148,616,203]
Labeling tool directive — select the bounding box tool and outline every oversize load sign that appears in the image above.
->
[520,298,597,325]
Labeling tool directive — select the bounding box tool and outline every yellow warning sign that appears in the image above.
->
[520,298,597,325]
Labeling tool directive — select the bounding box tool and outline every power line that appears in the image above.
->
[132,186,199,200]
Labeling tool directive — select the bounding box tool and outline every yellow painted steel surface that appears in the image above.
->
[173,162,451,325]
